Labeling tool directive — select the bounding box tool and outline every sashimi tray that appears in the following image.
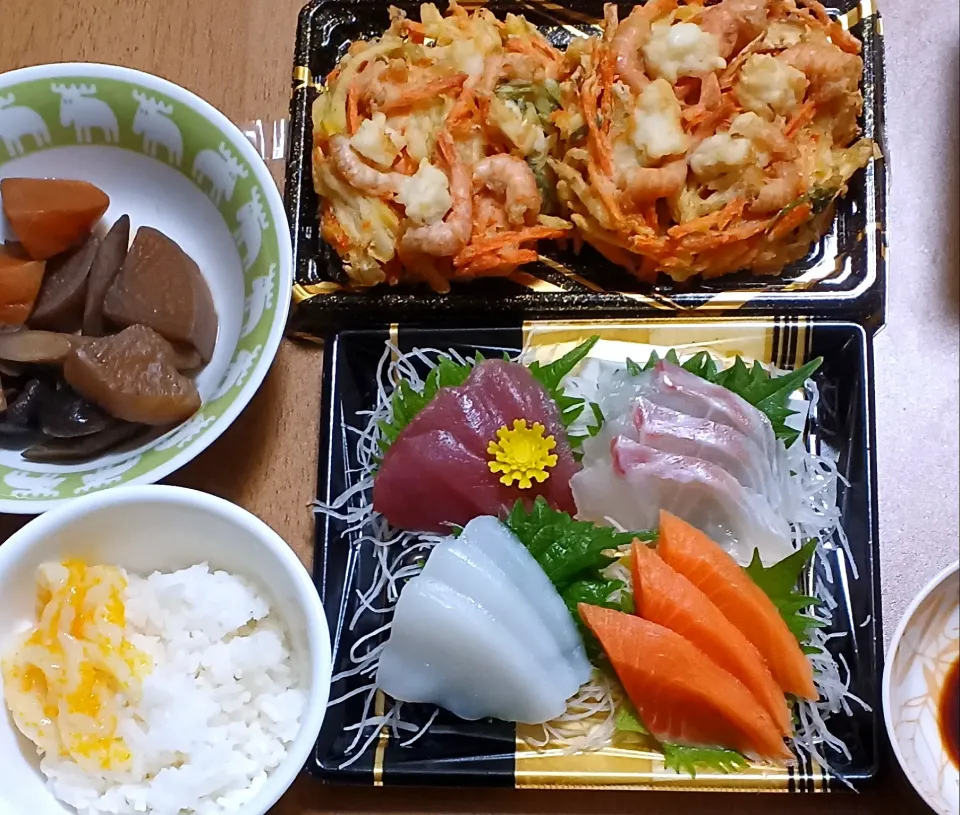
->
[310,318,882,792]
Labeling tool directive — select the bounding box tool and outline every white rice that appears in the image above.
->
[42,564,305,815]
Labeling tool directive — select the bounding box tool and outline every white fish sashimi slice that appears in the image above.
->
[376,575,570,724]
[632,395,781,500]
[637,362,777,457]
[420,541,585,697]
[571,436,794,566]
[459,516,591,682]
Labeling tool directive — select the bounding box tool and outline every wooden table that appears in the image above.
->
[1,0,957,812]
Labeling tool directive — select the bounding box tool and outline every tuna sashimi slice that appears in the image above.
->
[631,542,792,736]
[374,359,578,532]
[579,604,793,762]
[656,511,818,700]
[571,436,793,566]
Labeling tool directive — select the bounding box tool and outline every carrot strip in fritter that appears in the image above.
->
[785,100,817,138]
[667,198,747,239]
[378,73,468,113]
[346,80,361,135]
[580,76,614,176]
[458,248,540,277]
[769,202,813,240]
[454,226,570,267]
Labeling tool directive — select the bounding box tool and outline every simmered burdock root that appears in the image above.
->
[83,214,129,336]
[104,227,218,363]
[0,178,109,260]
[0,255,46,326]
[63,324,201,425]
[29,235,99,332]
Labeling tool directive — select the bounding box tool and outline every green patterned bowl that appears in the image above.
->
[0,63,291,512]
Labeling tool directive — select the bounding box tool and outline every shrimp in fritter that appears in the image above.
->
[777,40,862,107]
[472,155,541,225]
[608,0,677,93]
[749,161,803,214]
[368,73,469,114]
[610,6,654,93]
[622,159,688,206]
[329,135,402,196]
[400,132,473,257]
[701,0,771,59]
[778,38,863,141]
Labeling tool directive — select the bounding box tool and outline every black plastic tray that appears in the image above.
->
[284,0,888,337]
[310,318,883,791]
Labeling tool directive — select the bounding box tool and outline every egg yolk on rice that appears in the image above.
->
[2,560,151,772]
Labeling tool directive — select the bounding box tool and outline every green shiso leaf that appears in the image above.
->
[613,704,748,777]
[505,496,654,586]
[661,744,750,777]
[526,336,600,433]
[744,539,824,643]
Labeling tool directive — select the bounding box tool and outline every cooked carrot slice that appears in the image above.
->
[0,254,46,326]
[0,178,109,260]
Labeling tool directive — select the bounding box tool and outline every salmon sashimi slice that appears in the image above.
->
[656,510,818,700]
[631,542,793,736]
[579,604,793,762]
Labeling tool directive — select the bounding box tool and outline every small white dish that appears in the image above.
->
[0,63,292,510]
[883,560,960,815]
[0,485,330,815]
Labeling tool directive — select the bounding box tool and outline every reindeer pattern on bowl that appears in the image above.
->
[51,83,119,144]
[0,79,270,273]
[0,93,51,156]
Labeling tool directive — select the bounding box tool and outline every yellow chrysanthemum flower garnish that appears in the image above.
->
[487,419,558,489]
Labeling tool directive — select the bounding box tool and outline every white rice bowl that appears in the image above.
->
[35,564,306,815]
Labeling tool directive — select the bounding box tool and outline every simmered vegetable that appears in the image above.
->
[29,235,99,332]
[23,422,145,464]
[38,383,112,438]
[63,324,201,425]
[0,178,109,260]
[0,330,78,363]
[104,227,218,363]
[0,181,218,463]
[83,214,129,336]
[0,255,46,326]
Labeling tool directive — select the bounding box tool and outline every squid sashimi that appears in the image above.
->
[373,360,578,532]
[572,436,793,565]
[377,576,569,723]
[421,540,586,691]
[457,516,591,675]
[656,512,817,700]
[631,543,792,736]
[637,362,777,458]
[632,395,781,498]
[377,518,589,724]
[579,604,793,762]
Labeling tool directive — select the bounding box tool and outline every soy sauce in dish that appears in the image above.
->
[940,656,959,769]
